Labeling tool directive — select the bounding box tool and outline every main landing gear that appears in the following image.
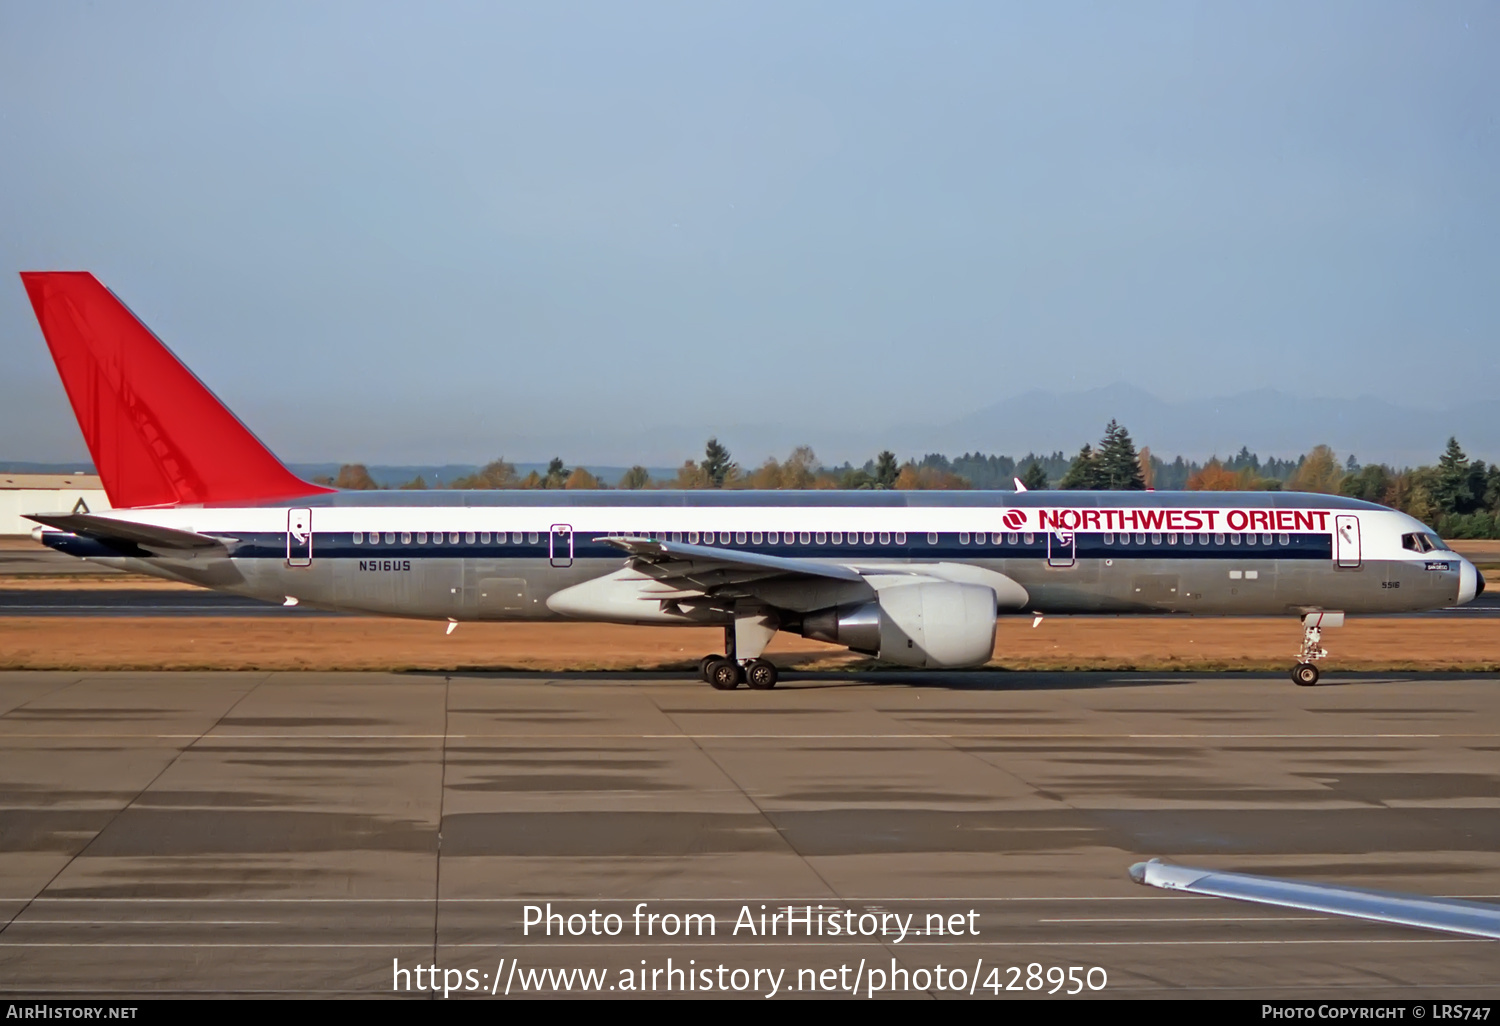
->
[698,622,780,690]
[699,655,780,690]
[1291,611,1343,687]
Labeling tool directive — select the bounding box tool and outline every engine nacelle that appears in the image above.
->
[801,582,997,668]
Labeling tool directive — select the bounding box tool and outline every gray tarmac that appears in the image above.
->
[0,669,1498,999]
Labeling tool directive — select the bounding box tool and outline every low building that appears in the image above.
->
[0,474,111,536]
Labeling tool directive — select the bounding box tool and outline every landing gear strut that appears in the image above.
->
[1292,612,1342,687]
[700,620,780,690]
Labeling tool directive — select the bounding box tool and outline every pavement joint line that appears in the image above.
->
[0,675,271,940]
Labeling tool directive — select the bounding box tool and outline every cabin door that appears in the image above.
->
[1334,514,1361,568]
[287,508,313,567]
[1047,530,1075,568]
[549,524,574,568]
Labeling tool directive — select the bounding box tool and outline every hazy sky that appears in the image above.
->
[1,2,1495,465]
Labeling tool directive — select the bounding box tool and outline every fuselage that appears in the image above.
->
[38,489,1481,624]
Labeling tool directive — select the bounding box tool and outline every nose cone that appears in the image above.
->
[1457,559,1482,605]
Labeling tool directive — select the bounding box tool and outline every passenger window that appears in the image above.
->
[720,532,731,544]
[959,533,970,544]
[879,532,890,545]
[766,532,777,544]
[1103,533,1114,544]
[1023,533,1034,544]
[799,532,811,544]
[385,533,396,544]
[1151,533,1161,545]
[1261,533,1273,545]
[736,532,747,544]
[1214,533,1226,545]
[830,532,841,544]
[688,532,699,543]
[863,532,875,544]
[1230,534,1241,546]
[1007,532,1018,544]
[928,532,939,544]
[672,532,683,543]
[1244,534,1255,546]
[1279,533,1290,545]
[1167,534,1177,545]
[1134,533,1146,545]
[895,532,906,544]
[480,532,491,544]
[463,532,474,544]
[417,533,427,544]
[815,532,826,544]
[526,532,538,544]
[752,532,763,544]
[431,533,442,545]
[353,532,363,544]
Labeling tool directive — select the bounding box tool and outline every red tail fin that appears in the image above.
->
[20,272,334,508]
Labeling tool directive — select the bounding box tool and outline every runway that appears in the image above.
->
[0,587,1494,618]
[0,670,1497,997]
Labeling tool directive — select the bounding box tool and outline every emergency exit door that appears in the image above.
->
[1334,514,1361,568]
[287,508,312,567]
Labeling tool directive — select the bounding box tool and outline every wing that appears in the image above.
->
[27,512,232,553]
[1130,859,1500,940]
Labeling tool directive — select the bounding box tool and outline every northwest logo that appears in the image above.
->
[1001,510,1026,531]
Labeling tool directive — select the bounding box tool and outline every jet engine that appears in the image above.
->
[799,582,997,668]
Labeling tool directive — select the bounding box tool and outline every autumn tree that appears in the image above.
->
[1187,459,1248,491]
[673,460,711,489]
[1288,445,1343,494]
[334,464,379,490]
[449,458,516,489]
[564,467,601,489]
[398,475,428,490]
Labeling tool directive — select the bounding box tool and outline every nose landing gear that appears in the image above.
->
[1292,611,1342,687]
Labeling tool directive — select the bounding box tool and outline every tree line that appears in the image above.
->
[315,423,1500,537]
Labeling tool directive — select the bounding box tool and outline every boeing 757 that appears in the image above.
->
[17,272,1485,689]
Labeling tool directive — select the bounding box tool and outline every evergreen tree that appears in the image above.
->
[1058,444,1098,490]
[1019,461,1048,490]
[1432,438,1477,515]
[544,457,569,489]
[703,438,735,488]
[874,450,899,489]
[1095,420,1146,490]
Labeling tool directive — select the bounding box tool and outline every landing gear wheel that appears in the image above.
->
[744,659,779,690]
[698,655,718,682]
[706,658,742,690]
[1292,663,1320,687]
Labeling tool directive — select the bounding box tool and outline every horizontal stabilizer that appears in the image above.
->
[1130,858,1500,940]
[27,513,229,552]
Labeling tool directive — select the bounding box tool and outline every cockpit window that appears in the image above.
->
[1402,532,1449,554]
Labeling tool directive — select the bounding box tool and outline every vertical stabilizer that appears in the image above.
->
[20,271,333,508]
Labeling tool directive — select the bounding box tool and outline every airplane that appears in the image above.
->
[17,271,1485,690]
